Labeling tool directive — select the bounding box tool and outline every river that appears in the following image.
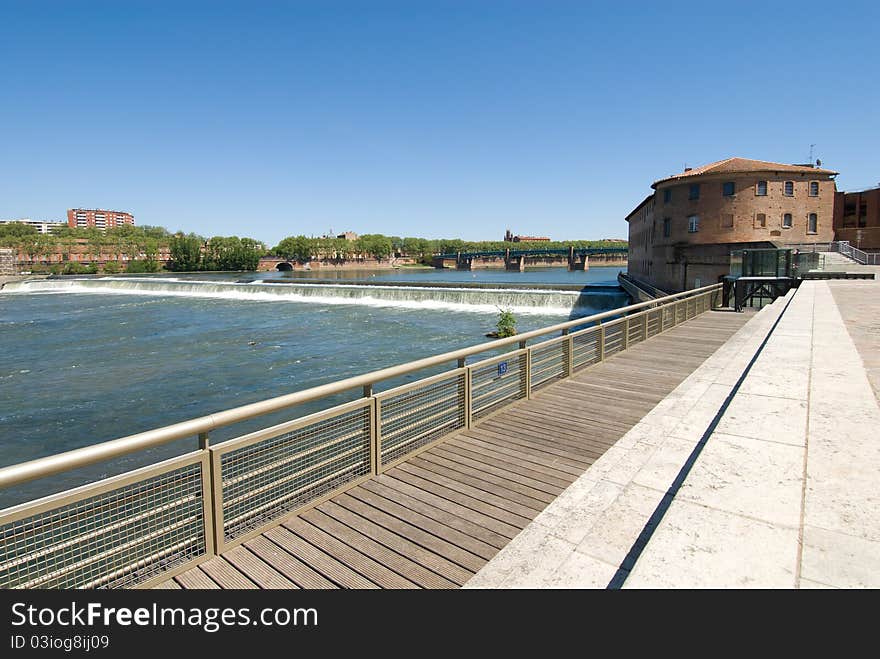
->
[0,266,625,505]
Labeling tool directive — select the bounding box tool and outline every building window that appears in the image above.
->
[808,213,818,234]
[722,213,734,228]
[688,184,700,200]
[755,213,766,228]
[809,181,819,197]
[722,182,735,196]
[756,180,768,196]
[663,188,672,204]
[784,181,794,196]
[782,213,793,228]
[688,215,699,232]
[663,217,671,238]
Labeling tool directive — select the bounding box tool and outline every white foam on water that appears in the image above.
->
[1,278,599,316]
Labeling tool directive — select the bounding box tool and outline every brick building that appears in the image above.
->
[504,229,551,242]
[626,157,838,292]
[0,218,66,234]
[833,187,880,252]
[67,209,135,231]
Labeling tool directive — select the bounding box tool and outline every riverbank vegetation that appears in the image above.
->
[269,235,627,266]
[1,220,626,272]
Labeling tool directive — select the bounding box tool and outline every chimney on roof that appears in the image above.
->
[684,167,692,172]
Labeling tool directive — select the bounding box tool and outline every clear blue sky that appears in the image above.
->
[1,1,877,246]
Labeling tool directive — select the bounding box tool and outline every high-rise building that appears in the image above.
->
[67,209,135,231]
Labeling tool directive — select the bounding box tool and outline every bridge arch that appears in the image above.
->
[276,262,293,271]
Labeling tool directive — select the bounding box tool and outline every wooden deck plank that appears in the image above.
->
[199,556,259,589]
[332,492,487,573]
[404,457,546,514]
[303,506,459,589]
[461,428,593,469]
[262,526,379,589]
[352,481,504,556]
[388,465,533,528]
[373,473,521,539]
[299,509,454,588]
[158,310,752,590]
[427,446,567,497]
[245,535,338,589]
[415,452,556,506]
[154,578,181,589]
[222,545,299,589]
[470,421,610,459]
[174,568,219,590]
[446,436,581,481]
[283,517,420,589]
[318,498,474,585]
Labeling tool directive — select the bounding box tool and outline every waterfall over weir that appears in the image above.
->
[3,277,628,316]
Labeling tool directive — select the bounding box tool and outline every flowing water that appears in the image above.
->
[0,266,626,505]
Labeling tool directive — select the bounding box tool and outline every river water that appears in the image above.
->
[0,266,625,505]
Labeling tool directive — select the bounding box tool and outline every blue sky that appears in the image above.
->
[1,1,877,246]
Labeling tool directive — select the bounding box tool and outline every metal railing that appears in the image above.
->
[0,283,722,589]
[837,241,880,265]
[784,240,879,265]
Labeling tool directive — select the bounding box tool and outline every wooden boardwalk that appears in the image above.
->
[161,310,750,589]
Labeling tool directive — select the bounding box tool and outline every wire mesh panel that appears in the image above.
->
[646,309,662,338]
[572,326,601,371]
[661,305,673,331]
[530,336,567,391]
[626,314,645,346]
[675,301,686,325]
[377,370,466,468]
[603,319,626,358]
[686,297,695,319]
[470,350,527,422]
[0,453,209,589]
[216,399,372,545]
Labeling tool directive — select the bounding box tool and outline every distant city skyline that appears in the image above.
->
[1,1,877,247]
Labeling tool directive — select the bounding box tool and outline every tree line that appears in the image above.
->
[0,222,266,273]
[270,235,627,264]
[1,221,626,272]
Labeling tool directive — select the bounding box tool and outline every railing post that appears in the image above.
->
[562,328,572,378]
[520,340,531,399]
[598,321,605,361]
[372,397,382,475]
[623,316,630,350]
[363,383,381,475]
[195,430,221,557]
[208,448,224,555]
[642,311,648,341]
[459,358,471,430]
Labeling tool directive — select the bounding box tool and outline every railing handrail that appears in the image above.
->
[0,282,721,490]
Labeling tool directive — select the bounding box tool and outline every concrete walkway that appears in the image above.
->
[465,279,880,588]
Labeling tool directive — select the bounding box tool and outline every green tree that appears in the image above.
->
[169,233,204,271]
[274,235,313,263]
[357,234,393,260]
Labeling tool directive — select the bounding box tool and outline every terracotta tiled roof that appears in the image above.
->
[651,157,838,188]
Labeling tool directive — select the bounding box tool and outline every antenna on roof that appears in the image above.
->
[809,144,815,164]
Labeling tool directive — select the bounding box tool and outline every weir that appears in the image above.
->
[3,277,629,316]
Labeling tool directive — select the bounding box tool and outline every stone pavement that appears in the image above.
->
[465,278,880,588]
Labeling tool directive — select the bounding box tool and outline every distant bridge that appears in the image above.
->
[434,246,629,271]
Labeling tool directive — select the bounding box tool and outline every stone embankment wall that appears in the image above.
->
[0,249,15,275]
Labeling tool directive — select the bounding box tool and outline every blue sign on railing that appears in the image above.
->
[497,361,508,377]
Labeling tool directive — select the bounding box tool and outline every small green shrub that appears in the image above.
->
[496,308,517,338]
[102,261,121,274]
